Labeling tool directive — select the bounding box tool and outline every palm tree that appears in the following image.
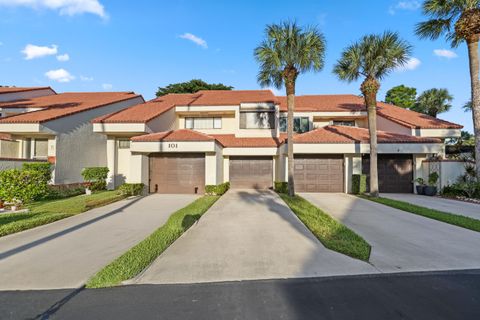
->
[415,0,480,175]
[333,32,412,197]
[254,21,326,196]
[463,100,472,112]
[411,88,454,117]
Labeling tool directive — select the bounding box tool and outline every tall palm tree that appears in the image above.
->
[416,0,480,175]
[254,21,326,196]
[333,32,412,197]
[412,88,454,117]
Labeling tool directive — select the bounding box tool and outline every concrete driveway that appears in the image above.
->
[0,194,198,290]
[134,190,376,285]
[382,193,480,220]
[302,193,480,273]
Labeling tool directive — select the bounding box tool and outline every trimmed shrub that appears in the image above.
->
[45,185,86,200]
[205,182,230,195]
[82,167,109,191]
[118,183,145,196]
[274,181,288,194]
[22,162,52,183]
[352,174,367,194]
[0,169,49,204]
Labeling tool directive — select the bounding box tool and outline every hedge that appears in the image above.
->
[22,162,52,182]
[274,181,288,194]
[0,169,49,204]
[82,167,109,191]
[118,183,145,196]
[352,174,367,194]
[205,182,230,195]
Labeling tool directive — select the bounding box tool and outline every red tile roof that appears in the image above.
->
[0,87,54,94]
[94,90,277,123]
[292,125,442,144]
[211,134,285,148]
[0,92,142,124]
[131,129,215,142]
[279,94,462,129]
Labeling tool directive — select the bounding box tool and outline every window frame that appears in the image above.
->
[118,139,131,149]
[184,117,222,130]
[240,111,276,130]
[279,116,309,133]
[331,120,356,127]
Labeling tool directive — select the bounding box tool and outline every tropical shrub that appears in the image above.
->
[205,182,230,195]
[82,167,109,191]
[118,183,145,196]
[274,181,289,194]
[0,169,49,204]
[22,162,52,183]
[428,172,439,186]
[352,174,367,194]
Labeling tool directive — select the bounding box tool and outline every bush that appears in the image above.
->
[45,185,86,200]
[82,167,109,191]
[0,169,49,204]
[118,183,145,196]
[428,171,439,186]
[441,181,480,199]
[22,162,52,183]
[205,182,230,195]
[352,174,367,194]
[274,181,288,194]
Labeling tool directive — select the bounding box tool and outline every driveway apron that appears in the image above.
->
[301,193,480,273]
[134,190,376,285]
[0,194,198,290]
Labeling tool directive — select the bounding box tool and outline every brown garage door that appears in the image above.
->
[362,154,413,193]
[149,153,205,194]
[229,156,273,189]
[294,155,344,192]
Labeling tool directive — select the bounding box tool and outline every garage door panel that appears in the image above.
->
[230,156,273,189]
[149,154,205,194]
[294,155,344,193]
[362,154,413,193]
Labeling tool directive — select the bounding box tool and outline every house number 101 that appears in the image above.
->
[168,143,178,149]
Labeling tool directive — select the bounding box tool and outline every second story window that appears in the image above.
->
[332,120,356,127]
[118,139,131,149]
[240,111,275,129]
[185,117,222,129]
[280,116,309,133]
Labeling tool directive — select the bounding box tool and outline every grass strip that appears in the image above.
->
[0,191,125,237]
[86,195,220,288]
[279,193,371,261]
[360,195,480,233]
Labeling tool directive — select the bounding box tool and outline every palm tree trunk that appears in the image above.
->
[467,39,480,176]
[286,88,295,196]
[361,77,380,197]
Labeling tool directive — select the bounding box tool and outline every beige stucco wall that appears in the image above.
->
[377,116,412,135]
[147,108,176,132]
[128,153,149,191]
[0,140,19,158]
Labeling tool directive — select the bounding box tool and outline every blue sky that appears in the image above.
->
[0,0,476,131]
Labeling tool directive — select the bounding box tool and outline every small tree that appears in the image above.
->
[385,85,417,109]
[156,79,233,97]
[0,169,49,205]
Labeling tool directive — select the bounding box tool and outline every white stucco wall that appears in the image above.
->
[41,97,143,184]
[147,108,177,132]
[421,160,468,189]
[128,152,149,189]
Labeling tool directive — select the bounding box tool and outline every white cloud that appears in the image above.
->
[0,0,107,18]
[80,75,93,81]
[179,33,207,48]
[389,1,420,14]
[433,49,458,59]
[397,57,421,71]
[56,53,70,61]
[102,83,113,90]
[22,44,57,60]
[45,68,74,82]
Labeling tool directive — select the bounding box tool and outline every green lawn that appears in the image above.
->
[360,195,480,233]
[280,193,371,261]
[86,195,220,288]
[0,191,126,237]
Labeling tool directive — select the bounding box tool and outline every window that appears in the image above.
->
[118,139,130,149]
[332,120,356,127]
[279,116,309,133]
[185,117,222,129]
[33,139,48,159]
[240,111,275,129]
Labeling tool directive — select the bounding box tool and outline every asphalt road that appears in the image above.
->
[1,270,479,320]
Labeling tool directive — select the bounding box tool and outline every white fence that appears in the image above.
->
[422,160,470,189]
